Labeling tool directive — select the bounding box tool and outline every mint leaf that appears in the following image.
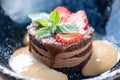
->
[36,27,52,38]
[51,26,57,33]
[56,23,80,33]
[28,12,49,22]
[50,10,60,26]
[38,20,49,26]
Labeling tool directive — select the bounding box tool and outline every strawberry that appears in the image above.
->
[55,7,89,43]
[63,10,88,31]
[55,33,84,44]
[55,6,72,22]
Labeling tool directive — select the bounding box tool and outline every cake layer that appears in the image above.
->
[54,46,92,68]
[30,43,92,68]
[54,53,91,73]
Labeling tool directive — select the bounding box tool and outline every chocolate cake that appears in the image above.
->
[27,6,94,73]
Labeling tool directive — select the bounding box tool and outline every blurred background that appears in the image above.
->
[1,0,120,46]
[0,0,111,34]
[0,0,120,79]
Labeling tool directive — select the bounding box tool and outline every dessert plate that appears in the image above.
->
[0,25,120,80]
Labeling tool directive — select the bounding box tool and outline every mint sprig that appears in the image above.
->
[35,10,60,39]
[28,10,80,39]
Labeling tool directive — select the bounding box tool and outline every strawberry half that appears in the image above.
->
[55,33,84,44]
[63,10,88,31]
[55,6,72,22]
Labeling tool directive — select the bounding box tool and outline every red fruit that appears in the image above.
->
[55,6,72,22]
[55,33,84,44]
[64,10,88,30]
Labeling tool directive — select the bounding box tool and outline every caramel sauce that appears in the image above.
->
[23,32,29,46]
[82,40,119,76]
[9,46,68,80]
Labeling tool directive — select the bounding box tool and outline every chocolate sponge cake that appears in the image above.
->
[27,6,94,73]
[29,27,94,73]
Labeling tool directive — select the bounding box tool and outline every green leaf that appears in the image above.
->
[56,23,80,33]
[38,20,49,26]
[51,26,57,33]
[36,27,52,39]
[28,12,49,22]
[50,10,60,26]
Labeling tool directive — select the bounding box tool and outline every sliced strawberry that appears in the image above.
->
[55,33,84,44]
[55,6,72,22]
[63,10,89,31]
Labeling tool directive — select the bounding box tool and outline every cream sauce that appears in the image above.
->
[82,40,119,76]
[9,46,68,80]
[23,32,29,46]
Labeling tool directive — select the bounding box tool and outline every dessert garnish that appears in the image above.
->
[28,6,89,44]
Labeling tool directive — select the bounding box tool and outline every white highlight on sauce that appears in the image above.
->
[10,53,35,72]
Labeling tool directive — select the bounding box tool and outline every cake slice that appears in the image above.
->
[27,6,94,73]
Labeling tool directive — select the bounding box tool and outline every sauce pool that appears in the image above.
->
[9,46,68,80]
[82,40,119,76]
